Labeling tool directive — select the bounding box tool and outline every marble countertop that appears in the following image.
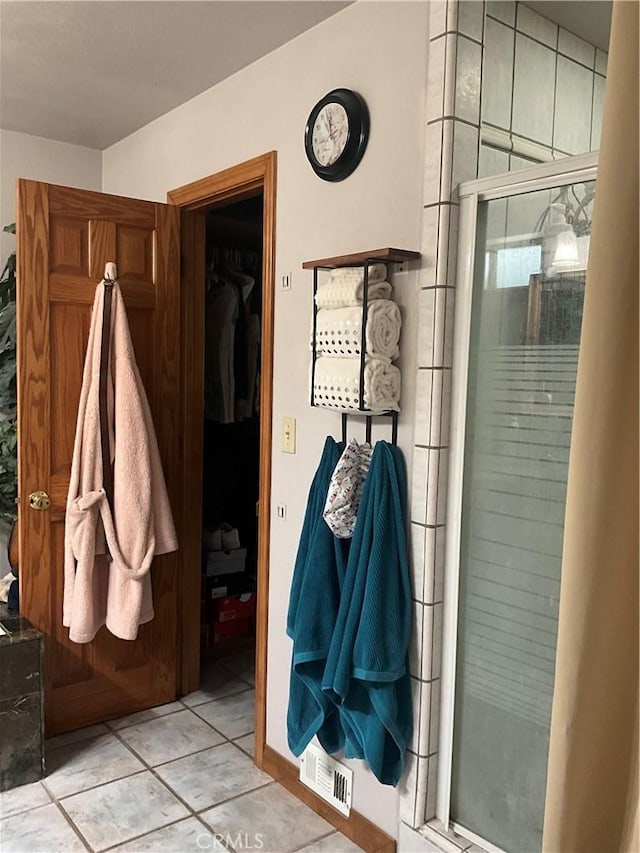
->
[0,602,42,646]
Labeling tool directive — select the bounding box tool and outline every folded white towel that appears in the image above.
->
[313,356,401,412]
[328,262,387,285]
[316,264,391,309]
[315,301,402,361]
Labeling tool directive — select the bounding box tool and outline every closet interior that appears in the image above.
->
[200,193,263,668]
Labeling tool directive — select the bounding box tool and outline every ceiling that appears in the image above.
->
[0,1,349,149]
[524,1,612,51]
[0,1,612,151]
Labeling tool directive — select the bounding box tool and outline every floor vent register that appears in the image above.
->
[299,742,353,817]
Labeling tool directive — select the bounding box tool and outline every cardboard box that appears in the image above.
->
[205,548,246,577]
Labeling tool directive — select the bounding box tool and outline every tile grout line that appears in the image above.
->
[102,694,290,848]
[34,673,256,851]
[49,767,149,806]
[189,701,255,737]
[39,781,97,853]
[47,728,113,754]
[230,735,255,761]
[180,683,254,713]
[486,10,601,73]
[0,785,53,821]
[290,828,341,853]
[105,718,268,853]
[46,678,254,751]
[9,666,333,852]
[98,812,233,853]
[193,780,276,818]
[108,694,345,851]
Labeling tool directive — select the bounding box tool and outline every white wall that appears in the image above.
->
[103,2,429,837]
[0,129,102,260]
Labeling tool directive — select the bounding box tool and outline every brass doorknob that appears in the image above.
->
[28,491,50,511]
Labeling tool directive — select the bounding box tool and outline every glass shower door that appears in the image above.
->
[449,177,596,853]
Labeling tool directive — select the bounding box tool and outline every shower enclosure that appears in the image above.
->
[438,152,598,853]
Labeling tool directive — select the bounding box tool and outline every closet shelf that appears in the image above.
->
[302,247,420,270]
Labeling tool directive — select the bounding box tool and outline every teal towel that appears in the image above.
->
[322,441,413,786]
[287,437,350,756]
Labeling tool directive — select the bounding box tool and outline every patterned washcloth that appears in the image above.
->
[315,301,401,361]
[313,356,401,412]
[323,439,373,539]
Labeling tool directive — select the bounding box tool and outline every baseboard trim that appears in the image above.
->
[261,745,396,853]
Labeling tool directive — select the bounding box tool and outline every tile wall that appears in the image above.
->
[481,0,607,172]
[400,0,484,834]
[479,1,606,249]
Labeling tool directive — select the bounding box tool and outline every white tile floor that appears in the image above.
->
[0,651,362,853]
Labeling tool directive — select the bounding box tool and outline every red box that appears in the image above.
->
[213,617,251,644]
[213,593,256,623]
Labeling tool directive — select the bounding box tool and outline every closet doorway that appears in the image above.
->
[168,152,276,768]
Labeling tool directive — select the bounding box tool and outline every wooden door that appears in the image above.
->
[16,180,181,735]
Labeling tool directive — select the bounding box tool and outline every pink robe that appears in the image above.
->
[63,278,178,643]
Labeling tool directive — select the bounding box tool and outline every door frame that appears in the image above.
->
[167,152,276,768]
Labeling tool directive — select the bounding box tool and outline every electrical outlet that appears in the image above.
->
[277,504,287,520]
[281,272,292,291]
[282,416,296,453]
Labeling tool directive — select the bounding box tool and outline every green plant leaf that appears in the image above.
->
[0,233,17,520]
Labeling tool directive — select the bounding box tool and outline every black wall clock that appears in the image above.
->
[304,89,370,182]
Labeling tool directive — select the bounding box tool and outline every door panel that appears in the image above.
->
[450,179,596,852]
[17,180,181,734]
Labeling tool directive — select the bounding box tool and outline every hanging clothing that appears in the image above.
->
[63,278,178,644]
[204,265,258,423]
[221,262,255,420]
[204,280,239,423]
[322,441,413,786]
[244,312,261,419]
[232,282,250,419]
[286,437,350,757]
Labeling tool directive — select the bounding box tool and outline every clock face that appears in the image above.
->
[305,89,369,182]
[312,103,349,167]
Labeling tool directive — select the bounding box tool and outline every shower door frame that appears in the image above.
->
[437,150,599,844]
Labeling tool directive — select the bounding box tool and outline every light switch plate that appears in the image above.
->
[282,416,296,453]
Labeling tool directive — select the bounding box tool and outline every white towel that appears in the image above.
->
[313,356,401,412]
[316,263,391,309]
[315,301,401,361]
[328,262,387,285]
